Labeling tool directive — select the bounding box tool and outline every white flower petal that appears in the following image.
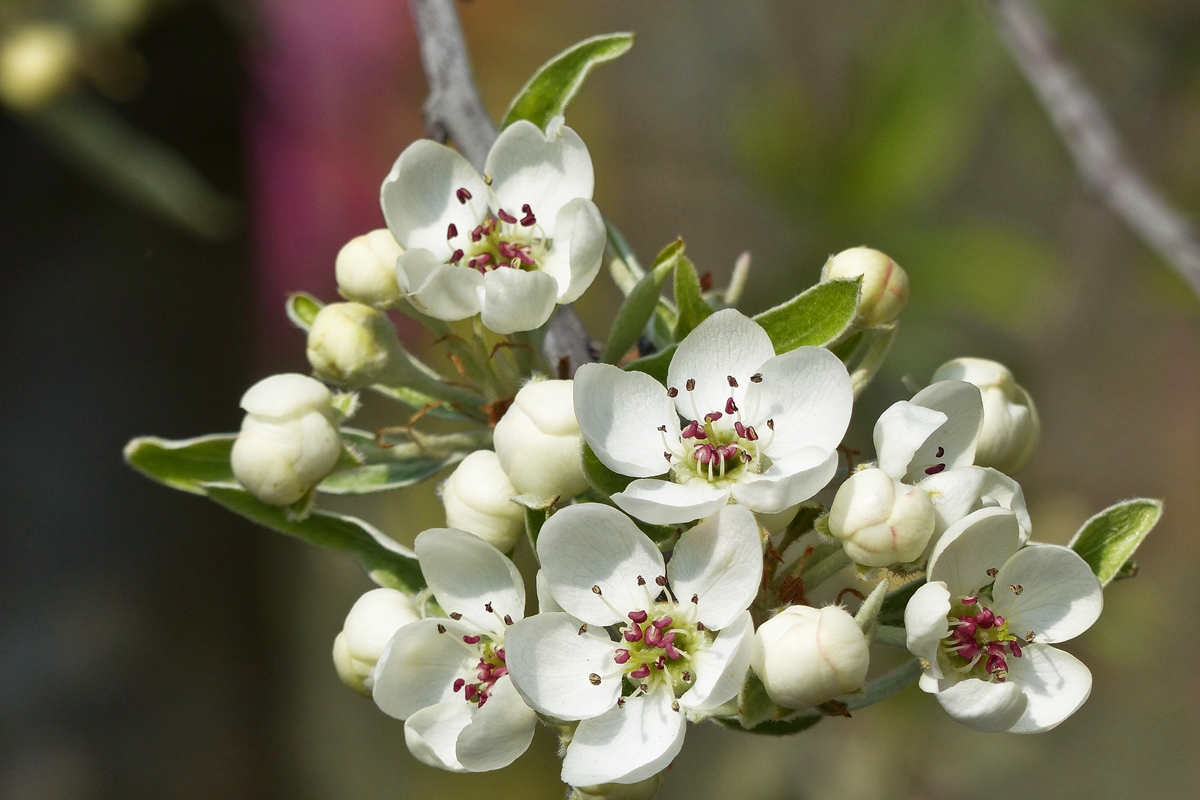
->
[921,467,1033,557]
[990,545,1103,644]
[932,675,1028,733]
[927,507,1020,599]
[742,347,853,457]
[1006,643,1093,734]
[455,676,538,771]
[403,700,472,772]
[612,478,730,526]
[667,506,762,630]
[873,401,946,481]
[561,691,686,787]
[479,268,559,334]
[540,198,605,304]
[537,504,666,625]
[679,610,754,711]
[396,249,483,321]
[666,309,775,420]
[904,581,952,680]
[504,612,622,720]
[373,618,475,720]
[382,139,490,257]
[902,381,983,483]
[729,448,838,514]
[486,119,594,235]
[574,364,680,478]
[415,529,525,636]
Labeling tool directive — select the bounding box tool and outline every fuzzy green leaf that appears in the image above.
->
[319,428,481,494]
[673,255,714,340]
[502,33,634,130]
[582,443,638,498]
[124,434,237,494]
[286,291,324,330]
[754,278,861,354]
[602,240,684,364]
[1069,499,1163,587]
[623,344,676,385]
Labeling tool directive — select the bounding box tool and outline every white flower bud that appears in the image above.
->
[932,357,1040,474]
[332,588,421,696]
[230,373,343,505]
[493,379,588,501]
[335,229,402,307]
[821,247,909,327]
[757,504,801,535]
[440,450,525,552]
[751,604,869,710]
[0,24,75,111]
[827,467,935,567]
[306,302,401,387]
[572,774,664,800]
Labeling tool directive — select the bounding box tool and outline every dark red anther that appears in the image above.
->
[725,398,738,414]
[705,411,723,423]
[628,610,649,623]
[975,608,996,629]
[453,678,465,692]
[464,684,478,701]
[1008,640,1022,658]
[924,463,947,475]
[961,596,979,605]
[935,446,945,458]
[456,187,472,204]
[686,379,696,391]
[623,624,643,643]
[745,426,759,441]
[447,223,458,239]
[497,209,518,224]
[667,387,679,398]
[614,649,631,664]
[463,634,481,644]
[651,616,673,629]
[520,203,536,226]
[496,648,505,662]
[470,225,485,242]
[449,249,464,263]
[682,420,705,439]
[629,664,651,680]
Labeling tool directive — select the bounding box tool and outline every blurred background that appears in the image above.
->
[2,0,1199,797]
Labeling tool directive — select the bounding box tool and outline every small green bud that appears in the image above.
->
[306,302,402,387]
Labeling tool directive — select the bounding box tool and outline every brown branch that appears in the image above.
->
[986,0,1200,297]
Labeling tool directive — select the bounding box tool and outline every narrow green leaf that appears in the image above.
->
[605,220,644,295]
[878,578,924,627]
[1069,498,1163,587]
[524,506,551,555]
[673,255,714,340]
[582,443,637,497]
[623,344,676,385]
[602,240,684,364]
[124,434,236,494]
[203,483,425,592]
[286,291,324,330]
[754,278,861,354]
[502,33,635,130]
[319,428,476,494]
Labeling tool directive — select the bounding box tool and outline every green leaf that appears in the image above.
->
[286,291,324,330]
[754,279,861,354]
[602,240,684,364]
[1069,499,1163,587]
[582,443,636,497]
[124,434,237,494]
[202,483,424,592]
[878,578,924,627]
[319,428,483,494]
[502,33,634,130]
[623,344,676,385]
[673,255,714,340]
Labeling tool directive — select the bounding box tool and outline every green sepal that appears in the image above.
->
[286,291,323,330]
[1069,498,1163,587]
[623,344,676,385]
[602,239,684,364]
[515,494,559,555]
[877,578,924,627]
[124,433,237,494]
[854,579,890,639]
[202,483,424,592]
[582,443,636,497]
[501,33,635,131]
[318,428,486,494]
[672,255,714,340]
[753,278,861,354]
[735,670,779,730]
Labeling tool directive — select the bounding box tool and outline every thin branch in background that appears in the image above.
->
[986,0,1200,298]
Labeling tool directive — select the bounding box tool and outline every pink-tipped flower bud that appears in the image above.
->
[335,229,403,307]
[493,379,588,501]
[932,357,1039,474]
[440,450,525,552]
[821,247,908,327]
[332,588,421,696]
[828,467,935,567]
[751,604,869,710]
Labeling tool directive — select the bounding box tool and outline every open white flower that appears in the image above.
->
[505,503,762,787]
[905,507,1103,733]
[575,309,853,525]
[381,117,605,334]
[372,529,537,772]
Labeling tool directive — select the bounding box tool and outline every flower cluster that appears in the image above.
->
[125,35,1159,800]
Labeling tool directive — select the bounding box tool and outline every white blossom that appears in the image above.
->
[827,466,936,567]
[381,117,605,334]
[905,507,1103,733]
[932,357,1040,474]
[493,378,588,501]
[440,450,525,552]
[372,529,537,772]
[333,588,422,696]
[575,309,853,525]
[229,373,343,506]
[505,503,762,787]
[820,247,908,327]
[336,229,403,307]
[751,604,869,710]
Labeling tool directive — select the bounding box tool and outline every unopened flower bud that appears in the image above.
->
[493,379,588,501]
[828,467,935,567]
[572,774,665,800]
[821,247,908,327]
[757,504,800,535]
[230,373,343,505]
[332,588,421,696]
[932,357,1039,474]
[440,450,525,552]
[751,604,869,710]
[335,229,402,307]
[0,24,76,111]
[306,302,401,387]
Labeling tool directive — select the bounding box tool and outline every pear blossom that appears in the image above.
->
[820,246,909,327]
[574,309,853,525]
[751,604,869,710]
[493,378,589,501]
[381,117,605,334]
[333,588,422,696]
[440,450,525,552]
[905,507,1103,733]
[932,357,1040,474]
[505,503,762,786]
[372,529,537,772]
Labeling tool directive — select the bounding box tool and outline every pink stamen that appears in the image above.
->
[449,248,464,263]
[497,209,518,224]
[628,610,649,624]
[725,398,738,414]
[924,463,947,475]
[470,225,485,242]
[705,411,723,423]
[629,664,651,680]
[681,420,705,439]
[463,635,481,644]
[744,426,759,441]
[624,624,643,643]
[453,678,465,692]
[456,187,472,204]
[614,649,631,664]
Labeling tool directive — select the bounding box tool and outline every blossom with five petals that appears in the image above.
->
[574,309,853,525]
[505,503,762,786]
[905,506,1103,733]
[381,117,605,334]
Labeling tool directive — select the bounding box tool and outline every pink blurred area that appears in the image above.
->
[247,0,427,357]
